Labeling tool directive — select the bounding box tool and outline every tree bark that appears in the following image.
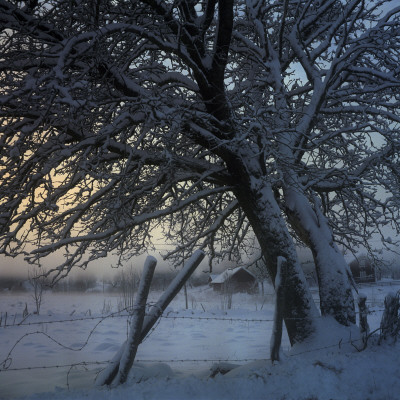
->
[271,256,287,362]
[284,185,356,326]
[227,160,318,344]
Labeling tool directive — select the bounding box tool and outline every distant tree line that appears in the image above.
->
[0,269,210,293]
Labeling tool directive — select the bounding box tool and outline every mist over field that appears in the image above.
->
[2,279,400,399]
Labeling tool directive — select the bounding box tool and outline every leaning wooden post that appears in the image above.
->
[115,256,157,384]
[96,255,157,386]
[270,256,287,362]
[96,250,205,387]
[358,293,369,348]
[139,249,205,339]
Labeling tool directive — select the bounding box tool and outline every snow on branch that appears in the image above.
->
[1,0,400,286]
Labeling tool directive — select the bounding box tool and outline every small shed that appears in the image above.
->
[209,267,258,294]
[349,255,376,284]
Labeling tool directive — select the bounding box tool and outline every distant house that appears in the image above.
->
[209,267,258,294]
[349,255,376,284]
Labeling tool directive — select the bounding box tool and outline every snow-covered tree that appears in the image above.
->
[1,0,399,343]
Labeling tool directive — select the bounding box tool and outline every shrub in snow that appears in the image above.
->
[28,267,47,315]
[380,292,400,344]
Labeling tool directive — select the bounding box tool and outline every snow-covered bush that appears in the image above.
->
[380,292,400,344]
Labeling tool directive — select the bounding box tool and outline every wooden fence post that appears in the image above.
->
[96,249,205,387]
[139,250,205,339]
[358,293,369,348]
[96,255,157,386]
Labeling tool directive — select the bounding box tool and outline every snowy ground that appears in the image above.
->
[0,281,400,400]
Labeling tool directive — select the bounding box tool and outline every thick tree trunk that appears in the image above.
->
[284,185,356,325]
[196,61,318,343]
[267,79,355,327]
[228,162,318,344]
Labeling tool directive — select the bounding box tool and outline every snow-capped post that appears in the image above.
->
[358,293,369,348]
[379,292,400,344]
[270,256,287,362]
[96,255,157,386]
[96,250,205,387]
[114,256,157,385]
[139,249,205,339]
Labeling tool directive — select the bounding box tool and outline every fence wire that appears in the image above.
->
[0,292,394,376]
[0,309,386,330]
[0,336,367,374]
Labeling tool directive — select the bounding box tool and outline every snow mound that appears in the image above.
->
[128,362,175,382]
[22,339,400,400]
[290,316,362,356]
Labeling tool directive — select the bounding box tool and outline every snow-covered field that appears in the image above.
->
[1,282,400,400]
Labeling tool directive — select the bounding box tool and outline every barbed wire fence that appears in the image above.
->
[0,299,390,329]
[0,303,389,378]
[1,278,399,398]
